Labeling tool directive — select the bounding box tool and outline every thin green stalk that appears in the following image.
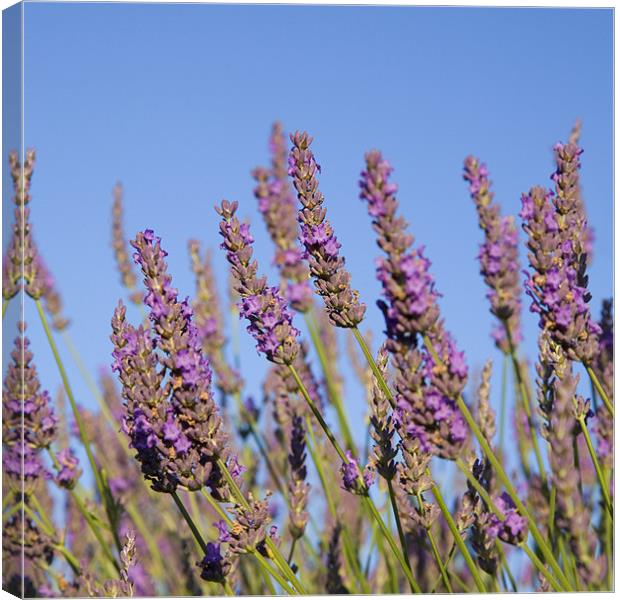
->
[352,327,395,408]
[584,364,613,417]
[362,495,421,593]
[521,543,563,592]
[431,483,486,592]
[223,581,235,596]
[47,448,120,574]
[23,499,84,577]
[504,323,547,487]
[548,485,556,547]
[387,479,416,588]
[36,300,122,553]
[2,298,8,319]
[577,416,613,518]
[499,352,508,464]
[290,363,420,592]
[171,491,208,554]
[417,490,452,593]
[305,312,355,451]
[29,494,55,533]
[604,470,613,590]
[253,549,297,595]
[305,416,369,594]
[496,541,518,592]
[2,502,22,522]
[430,543,456,593]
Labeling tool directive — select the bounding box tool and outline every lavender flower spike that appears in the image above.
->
[359,150,468,460]
[112,229,229,494]
[253,123,313,312]
[111,182,142,305]
[289,131,366,328]
[463,156,522,353]
[521,181,599,363]
[287,413,310,539]
[216,199,300,365]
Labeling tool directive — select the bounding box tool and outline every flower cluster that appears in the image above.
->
[253,123,313,312]
[289,131,366,328]
[111,229,229,494]
[463,156,522,352]
[217,199,300,365]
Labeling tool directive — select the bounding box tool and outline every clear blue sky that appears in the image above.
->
[6,4,613,478]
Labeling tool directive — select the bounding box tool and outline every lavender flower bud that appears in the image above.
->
[463,156,522,352]
[368,345,398,480]
[54,447,81,489]
[325,523,348,594]
[227,493,272,555]
[198,542,233,584]
[289,131,366,327]
[36,256,70,331]
[487,492,527,546]
[217,200,300,365]
[253,123,313,312]
[188,239,243,395]
[287,413,310,539]
[111,182,142,305]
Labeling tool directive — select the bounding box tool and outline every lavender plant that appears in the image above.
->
[2,126,613,596]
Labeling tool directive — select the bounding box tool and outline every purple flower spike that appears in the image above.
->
[216,200,300,365]
[340,450,374,495]
[112,229,230,495]
[253,123,313,312]
[521,179,599,363]
[360,150,468,460]
[289,131,366,328]
[463,156,522,353]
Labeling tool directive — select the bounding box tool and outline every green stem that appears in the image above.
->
[362,495,421,593]
[36,300,122,551]
[290,363,420,592]
[577,416,613,518]
[504,323,547,487]
[2,298,8,319]
[223,581,235,596]
[305,312,355,451]
[47,448,120,574]
[584,364,613,417]
[548,485,556,548]
[499,352,508,464]
[430,543,456,593]
[416,490,452,593]
[253,548,296,595]
[387,479,416,588]
[520,543,563,592]
[431,483,486,592]
[305,416,369,594]
[496,541,517,592]
[171,491,208,554]
[352,327,395,408]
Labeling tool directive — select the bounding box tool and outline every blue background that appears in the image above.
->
[6,4,613,489]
